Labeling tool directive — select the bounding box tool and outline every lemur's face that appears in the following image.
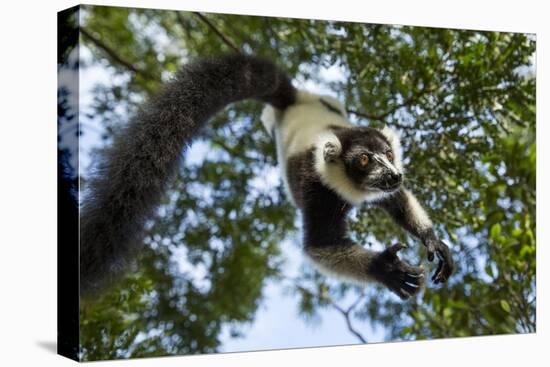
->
[341,127,403,193]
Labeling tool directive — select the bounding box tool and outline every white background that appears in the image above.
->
[0,0,546,366]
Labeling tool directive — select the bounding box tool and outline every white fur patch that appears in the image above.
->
[320,97,348,117]
[373,153,399,175]
[313,132,390,206]
[404,189,433,230]
[260,105,295,204]
[260,105,281,137]
[295,91,347,117]
[295,90,323,104]
[275,128,295,206]
[380,125,404,171]
[280,92,351,157]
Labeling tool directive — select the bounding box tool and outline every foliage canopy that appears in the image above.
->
[72,5,535,360]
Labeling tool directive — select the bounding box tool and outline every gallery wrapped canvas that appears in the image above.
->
[58,4,536,362]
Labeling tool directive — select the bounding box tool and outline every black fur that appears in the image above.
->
[80,54,296,295]
[288,148,352,246]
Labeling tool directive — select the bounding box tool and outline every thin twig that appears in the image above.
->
[347,84,438,124]
[346,108,386,122]
[80,27,156,81]
[329,293,367,344]
[287,279,368,344]
[174,11,202,52]
[211,137,257,163]
[193,12,241,54]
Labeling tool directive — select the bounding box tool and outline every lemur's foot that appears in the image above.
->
[323,142,341,163]
[370,243,425,300]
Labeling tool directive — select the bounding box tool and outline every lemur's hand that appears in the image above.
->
[370,244,425,300]
[423,238,454,284]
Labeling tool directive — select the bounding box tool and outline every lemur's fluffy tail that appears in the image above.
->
[80,54,296,295]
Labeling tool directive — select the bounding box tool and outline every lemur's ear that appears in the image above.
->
[380,126,403,171]
[315,131,342,164]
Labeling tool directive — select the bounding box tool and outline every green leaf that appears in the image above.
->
[490,223,502,239]
[485,264,494,278]
[500,300,511,313]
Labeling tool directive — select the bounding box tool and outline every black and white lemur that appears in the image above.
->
[81,54,453,300]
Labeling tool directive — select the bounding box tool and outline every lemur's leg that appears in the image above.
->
[304,242,425,300]
[378,188,454,283]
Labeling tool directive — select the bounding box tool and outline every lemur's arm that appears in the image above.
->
[377,189,454,283]
[305,241,425,300]
[302,183,425,300]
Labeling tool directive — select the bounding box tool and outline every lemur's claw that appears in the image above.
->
[425,239,454,284]
[386,243,407,256]
[426,243,436,262]
[371,244,426,300]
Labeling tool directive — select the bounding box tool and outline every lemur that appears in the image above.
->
[80,54,453,299]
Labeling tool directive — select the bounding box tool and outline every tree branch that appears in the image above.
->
[328,293,367,344]
[347,84,438,124]
[287,278,368,344]
[210,137,257,164]
[174,11,201,52]
[193,12,242,54]
[80,27,156,81]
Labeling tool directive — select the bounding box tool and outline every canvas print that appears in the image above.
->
[57,4,536,362]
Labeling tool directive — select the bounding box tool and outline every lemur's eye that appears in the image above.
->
[386,151,394,163]
[359,154,369,167]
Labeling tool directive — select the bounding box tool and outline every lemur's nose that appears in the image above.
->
[387,172,402,187]
[391,172,402,182]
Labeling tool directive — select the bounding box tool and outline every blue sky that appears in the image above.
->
[219,238,385,352]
